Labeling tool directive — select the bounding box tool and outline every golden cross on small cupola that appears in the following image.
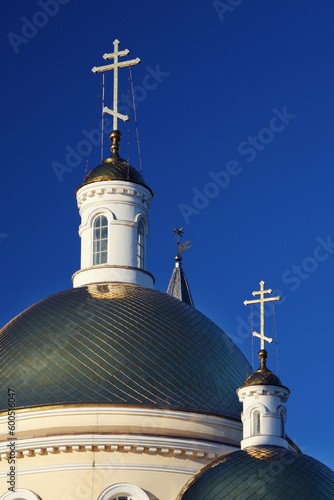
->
[244,281,281,350]
[92,39,141,131]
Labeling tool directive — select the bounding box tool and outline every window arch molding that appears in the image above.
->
[0,490,42,500]
[92,214,109,266]
[134,213,149,235]
[244,402,267,420]
[277,405,287,437]
[276,404,287,417]
[97,483,150,500]
[87,208,116,227]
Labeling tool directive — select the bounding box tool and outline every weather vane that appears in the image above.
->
[92,39,140,131]
[173,227,192,257]
[244,281,281,350]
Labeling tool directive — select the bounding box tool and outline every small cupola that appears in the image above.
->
[237,281,290,449]
[78,130,151,191]
[237,349,290,449]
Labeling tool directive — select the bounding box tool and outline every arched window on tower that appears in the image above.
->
[93,215,108,265]
[137,220,145,269]
[281,412,285,438]
[252,410,261,436]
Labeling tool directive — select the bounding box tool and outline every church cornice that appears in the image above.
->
[0,406,242,466]
[71,264,156,284]
[0,433,238,465]
[76,180,152,210]
[238,385,290,403]
[0,462,199,480]
[0,404,243,428]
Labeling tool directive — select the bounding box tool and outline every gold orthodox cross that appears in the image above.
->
[92,39,140,131]
[244,280,281,350]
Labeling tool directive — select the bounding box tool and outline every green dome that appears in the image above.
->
[177,446,334,500]
[0,283,250,417]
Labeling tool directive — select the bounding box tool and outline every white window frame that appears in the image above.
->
[280,411,285,437]
[97,483,150,500]
[0,490,42,500]
[137,219,145,270]
[93,214,109,266]
[252,409,261,436]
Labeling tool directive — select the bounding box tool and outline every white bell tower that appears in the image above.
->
[72,41,154,288]
[237,281,290,450]
[237,350,290,449]
[72,131,154,288]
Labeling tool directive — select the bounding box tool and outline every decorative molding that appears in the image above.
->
[80,218,137,236]
[0,405,242,431]
[84,207,117,228]
[71,264,155,281]
[77,184,151,210]
[0,433,236,462]
[238,385,289,403]
[71,265,155,287]
[0,463,198,479]
[241,402,268,421]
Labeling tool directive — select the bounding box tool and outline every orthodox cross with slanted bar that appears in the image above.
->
[244,280,281,350]
[92,39,140,131]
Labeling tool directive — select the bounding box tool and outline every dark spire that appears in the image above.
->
[167,255,194,307]
[166,228,194,307]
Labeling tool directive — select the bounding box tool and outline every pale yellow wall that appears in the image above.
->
[0,406,242,500]
[1,461,194,500]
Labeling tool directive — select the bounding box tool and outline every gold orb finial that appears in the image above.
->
[109,130,122,158]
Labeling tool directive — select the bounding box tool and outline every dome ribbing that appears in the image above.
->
[0,283,250,418]
[78,157,150,191]
[177,446,334,499]
[76,130,152,194]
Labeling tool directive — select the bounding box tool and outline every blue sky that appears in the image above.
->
[1,0,334,469]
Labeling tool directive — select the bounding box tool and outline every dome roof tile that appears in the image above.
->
[78,157,149,190]
[0,283,250,418]
[177,446,334,499]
